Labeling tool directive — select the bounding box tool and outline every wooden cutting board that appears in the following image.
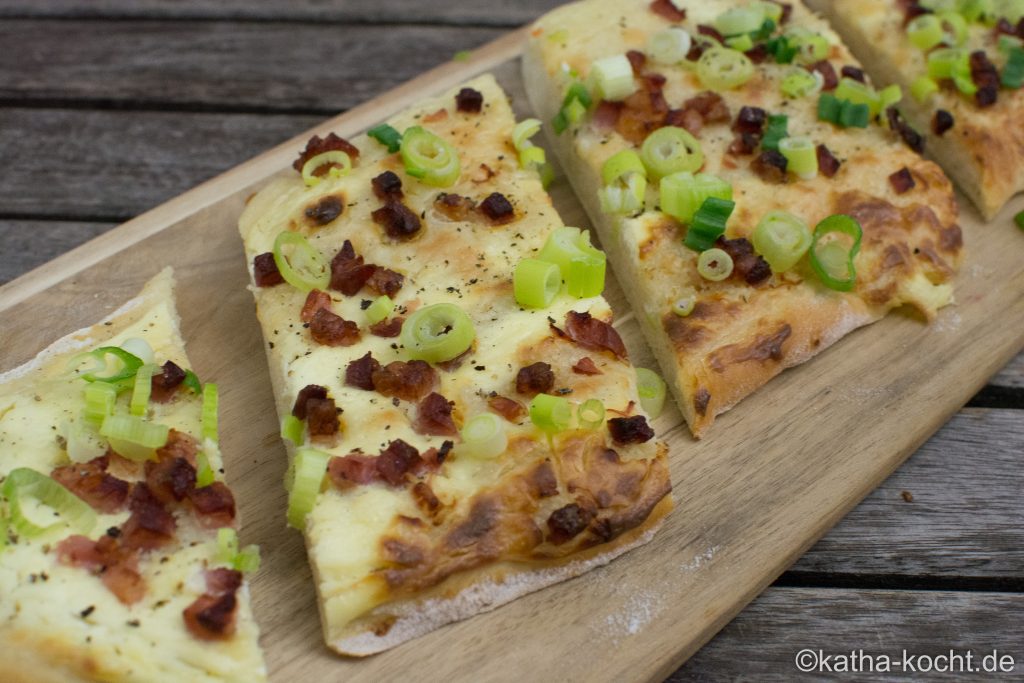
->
[2,27,1022,683]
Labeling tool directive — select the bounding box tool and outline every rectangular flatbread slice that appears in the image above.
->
[808,0,1024,219]
[0,268,266,682]
[524,0,964,436]
[238,74,672,655]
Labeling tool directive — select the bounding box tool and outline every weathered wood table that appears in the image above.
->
[1,1,1021,679]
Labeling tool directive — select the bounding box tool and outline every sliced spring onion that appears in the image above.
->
[927,48,966,79]
[588,54,638,102]
[752,210,811,272]
[552,81,593,135]
[119,338,155,364]
[1002,48,1024,88]
[951,55,978,94]
[365,295,394,325]
[907,14,944,50]
[715,5,766,36]
[514,258,562,309]
[697,47,755,90]
[684,197,735,252]
[792,33,830,64]
[998,34,1024,55]
[183,370,202,394]
[401,126,461,187]
[281,414,305,445]
[726,33,755,52]
[2,468,96,538]
[761,114,790,151]
[936,11,968,45]
[286,447,331,530]
[217,527,239,564]
[512,118,542,151]
[564,97,587,125]
[272,231,330,293]
[195,449,215,488]
[599,149,648,216]
[640,126,704,179]
[834,77,881,117]
[838,100,870,128]
[809,214,863,291]
[672,288,698,317]
[601,149,646,185]
[766,35,798,63]
[100,414,170,461]
[83,382,117,425]
[65,417,108,464]
[367,123,402,153]
[647,27,692,65]
[697,248,735,281]
[753,0,784,22]
[459,413,508,459]
[660,172,732,224]
[400,302,475,363]
[636,367,667,419]
[519,146,547,168]
[878,84,902,113]
[129,363,158,417]
[577,398,605,430]
[781,68,824,98]
[233,545,261,573]
[301,151,352,187]
[911,76,939,103]
[72,346,144,390]
[529,393,572,433]
[566,244,607,298]
[778,136,818,180]
[202,383,219,442]
[960,0,992,21]
[539,163,555,189]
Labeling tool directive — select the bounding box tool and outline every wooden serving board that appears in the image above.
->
[2,27,1023,683]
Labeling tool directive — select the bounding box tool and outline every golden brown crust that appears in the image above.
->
[0,628,109,683]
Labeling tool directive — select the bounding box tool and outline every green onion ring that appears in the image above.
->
[400,303,476,363]
[809,214,862,291]
[272,231,330,293]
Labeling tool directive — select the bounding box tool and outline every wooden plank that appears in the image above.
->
[0,221,115,285]
[0,108,320,219]
[991,353,1024,388]
[0,38,1022,682]
[0,21,504,111]
[792,408,1024,580]
[671,587,1024,681]
[0,0,564,25]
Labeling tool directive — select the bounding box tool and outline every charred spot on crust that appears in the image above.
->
[546,503,594,545]
[304,195,344,226]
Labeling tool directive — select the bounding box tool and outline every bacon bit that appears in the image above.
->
[969,50,999,107]
[745,44,769,64]
[665,107,704,135]
[306,397,340,441]
[478,193,515,225]
[716,237,772,285]
[144,456,196,505]
[547,503,593,545]
[187,482,236,529]
[436,348,471,373]
[697,24,725,43]
[607,415,655,445]
[592,100,623,132]
[309,308,360,347]
[369,317,404,338]
[808,60,839,91]
[150,360,187,403]
[420,440,453,469]
[371,171,403,201]
[292,384,328,419]
[304,195,343,226]
[686,41,706,62]
[423,108,448,123]
[840,65,865,83]
[562,311,628,360]
[515,362,555,396]
[183,592,238,641]
[751,149,788,183]
[300,289,332,323]
[572,357,602,375]
[366,267,404,297]
[413,392,457,436]
[252,252,284,287]
[51,456,130,514]
[616,85,669,145]
[487,395,527,422]
[434,192,477,221]
[205,567,242,595]
[120,483,176,551]
[292,133,360,174]
[649,0,685,22]
[328,453,380,487]
[683,91,730,123]
[455,87,484,113]
[376,440,424,486]
[885,107,924,153]
[330,240,375,295]
[372,360,437,402]
[57,535,144,604]
[626,50,647,74]
[816,144,841,178]
[345,353,380,390]
[732,106,767,135]
[888,167,916,194]
[728,133,760,156]
[932,109,954,136]
[372,200,422,240]
[156,429,199,466]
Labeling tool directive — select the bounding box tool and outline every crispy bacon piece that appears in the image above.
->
[592,100,623,132]
[300,289,332,323]
[57,534,144,604]
[371,170,403,201]
[572,357,602,375]
[885,107,924,153]
[306,397,340,441]
[732,106,766,135]
[412,481,441,515]
[932,109,954,136]
[728,132,760,156]
[372,200,422,240]
[488,395,527,422]
[366,267,404,297]
[413,392,457,436]
[682,91,730,124]
[372,360,437,402]
[304,195,343,226]
[616,80,670,144]
[252,252,284,287]
[156,429,199,466]
[479,192,515,225]
[120,483,176,551]
[607,415,655,445]
[309,308,360,346]
[51,456,130,514]
[840,65,865,83]
[888,167,916,194]
[151,360,187,403]
[665,107,703,135]
[561,311,628,360]
[206,567,242,595]
[816,144,841,178]
[144,456,196,505]
[183,592,238,641]
[626,49,647,74]
[455,87,484,113]
[328,453,380,487]
[369,317,404,337]
[515,362,555,396]
[649,0,685,21]
[434,192,477,221]
[330,240,375,295]
[969,50,999,107]
[292,133,360,173]
[716,236,771,285]
[750,149,788,183]
[344,352,380,391]
[187,481,236,529]
[292,384,327,419]
[697,24,724,43]
[547,503,594,545]
[808,60,838,91]
[421,440,453,469]
[376,440,424,486]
